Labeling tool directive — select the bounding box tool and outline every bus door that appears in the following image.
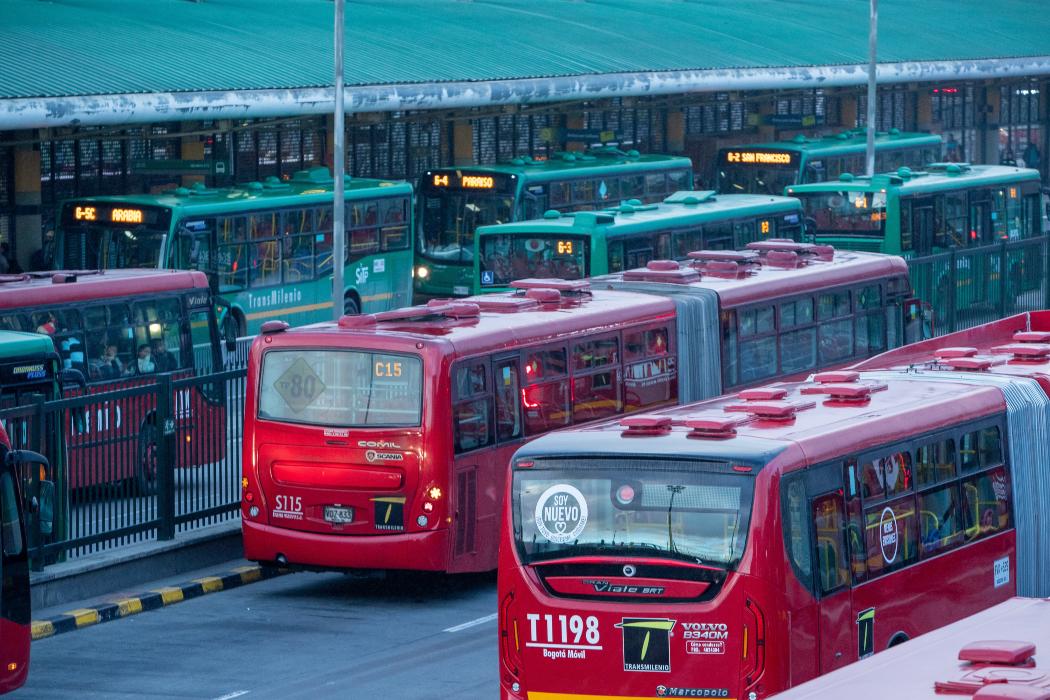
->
[811,487,855,673]
[911,200,935,256]
[967,192,995,304]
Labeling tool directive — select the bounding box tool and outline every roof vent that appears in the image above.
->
[372,301,481,323]
[682,411,751,439]
[694,260,747,279]
[337,314,377,329]
[934,347,1006,371]
[723,399,815,422]
[524,288,562,304]
[621,261,700,285]
[737,387,788,401]
[812,370,859,383]
[511,278,591,295]
[747,239,835,262]
[991,343,1050,363]
[573,211,617,226]
[801,380,888,403]
[958,640,1036,666]
[543,209,562,219]
[926,162,972,175]
[793,134,808,144]
[52,272,78,284]
[0,274,29,285]
[664,190,717,205]
[935,347,978,359]
[1014,330,1050,343]
[764,250,802,269]
[619,414,672,436]
[471,296,540,313]
[897,166,914,180]
[839,172,855,182]
[688,249,761,266]
[260,320,289,334]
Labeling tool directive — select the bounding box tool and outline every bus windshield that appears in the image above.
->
[59,223,166,269]
[513,464,754,568]
[258,349,423,428]
[796,190,887,238]
[479,234,587,286]
[420,190,515,263]
[718,157,799,195]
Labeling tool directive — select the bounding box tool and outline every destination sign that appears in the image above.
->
[424,171,513,194]
[62,202,170,229]
[721,150,797,166]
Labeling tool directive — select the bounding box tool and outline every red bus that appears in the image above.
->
[241,243,924,575]
[0,269,225,492]
[497,321,1050,699]
[775,597,1050,699]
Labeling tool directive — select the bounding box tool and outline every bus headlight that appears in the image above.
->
[417,515,429,527]
[249,506,260,518]
[415,266,429,279]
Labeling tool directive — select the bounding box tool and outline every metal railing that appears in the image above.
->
[908,235,1050,335]
[0,367,246,570]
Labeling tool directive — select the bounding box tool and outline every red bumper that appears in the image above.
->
[242,519,451,572]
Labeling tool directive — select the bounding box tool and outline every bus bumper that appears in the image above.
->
[242,520,450,572]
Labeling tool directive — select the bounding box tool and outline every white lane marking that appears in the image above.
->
[444,613,498,633]
[212,692,250,700]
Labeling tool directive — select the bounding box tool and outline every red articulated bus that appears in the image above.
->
[775,597,1050,699]
[241,243,925,575]
[498,316,1050,700]
[0,269,225,492]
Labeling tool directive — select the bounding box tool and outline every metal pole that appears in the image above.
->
[332,0,346,321]
[865,0,878,177]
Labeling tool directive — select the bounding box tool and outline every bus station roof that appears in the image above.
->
[2,0,1048,129]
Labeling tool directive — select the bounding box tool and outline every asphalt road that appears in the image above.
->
[21,568,499,699]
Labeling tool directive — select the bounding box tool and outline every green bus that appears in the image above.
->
[717,129,942,196]
[786,163,1045,325]
[473,191,803,293]
[56,167,414,337]
[416,149,693,298]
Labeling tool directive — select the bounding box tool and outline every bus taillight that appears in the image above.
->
[743,597,767,694]
[500,592,522,679]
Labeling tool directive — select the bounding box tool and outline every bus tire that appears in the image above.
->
[343,294,360,316]
[888,632,909,648]
[136,422,159,496]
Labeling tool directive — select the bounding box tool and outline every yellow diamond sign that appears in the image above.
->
[274,357,326,413]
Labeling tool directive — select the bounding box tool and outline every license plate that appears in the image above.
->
[452,285,470,295]
[324,506,354,524]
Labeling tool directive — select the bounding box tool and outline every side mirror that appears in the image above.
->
[59,367,87,390]
[5,450,54,535]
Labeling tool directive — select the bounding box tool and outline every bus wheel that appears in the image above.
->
[136,423,159,496]
[888,632,909,648]
[343,295,360,316]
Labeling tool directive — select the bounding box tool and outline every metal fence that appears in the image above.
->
[0,367,246,570]
[909,235,1050,335]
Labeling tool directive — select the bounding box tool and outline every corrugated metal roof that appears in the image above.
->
[1,0,1047,100]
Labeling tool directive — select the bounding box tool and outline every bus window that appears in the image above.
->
[703,222,734,250]
[672,227,703,258]
[781,477,813,591]
[380,197,410,251]
[914,439,956,487]
[919,482,962,555]
[549,182,570,208]
[624,324,676,411]
[453,362,493,454]
[818,290,853,364]
[843,460,868,582]
[961,465,1010,540]
[854,285,886,356]
[943,192,967,247]
[622,175,646,199]
[494,359,522,443]
[667,169,691,191]
[571,179,595,204]
[315,207,334,277]
[572,337,622,423]
[624,237,655,269]
[132,298,185,373]
[84,303,135,381]
[862,493,918,576]
[721,310,739,388]
[812,493,849,594]
[733,220,756,246]
[645,173,667,197]
[250,240,280,288]
[960,426,1003,473]
[969,190,994,245]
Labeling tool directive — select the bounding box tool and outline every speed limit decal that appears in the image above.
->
[274,357,326,413]
[534,484,588,544]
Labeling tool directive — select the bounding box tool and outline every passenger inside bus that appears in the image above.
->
[135,344,155,374]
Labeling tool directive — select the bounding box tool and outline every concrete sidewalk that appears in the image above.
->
[30,521,244,611]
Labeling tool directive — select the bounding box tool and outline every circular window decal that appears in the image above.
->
[534,484,589,544]
[879,506,899,564]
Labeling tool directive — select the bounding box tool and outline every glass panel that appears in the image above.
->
[454,398,493,453]
[479,234,586,286]
[960,466,1010,541]
[914,439,956,487]
[131,298,184,373]
[522,380,570,434]
[795,191,887,237]
[739,337,777,383]
[525,348,567,383]
[259,350,423,427]
[818,291,851,319]
[0,472,23,557]
[281,234,315,282]
[919,483,962,555]
[819,318,854,363]
[572,370,621,423]
[813,493,849,593]
[495,360,523,442]
[780,327,817,374]
[454,362,488,399]
[862,494,918,576]
[573,338,619,371]
[739,307,775,337]
[513,468,755,567]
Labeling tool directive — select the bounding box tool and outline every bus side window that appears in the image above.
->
[623,324,676,412]
[843,459,868,582]
[380,197,410,252]
[667,169,691,192]
[571,336,621,423]
[961,465,1010,540]
[0,314,25,332]
[672,227,703,259]
[452,362,493,454]
[733,220,756,247]
[781,476,813,592]
[494,359,522,443]
[811,492,849,594]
